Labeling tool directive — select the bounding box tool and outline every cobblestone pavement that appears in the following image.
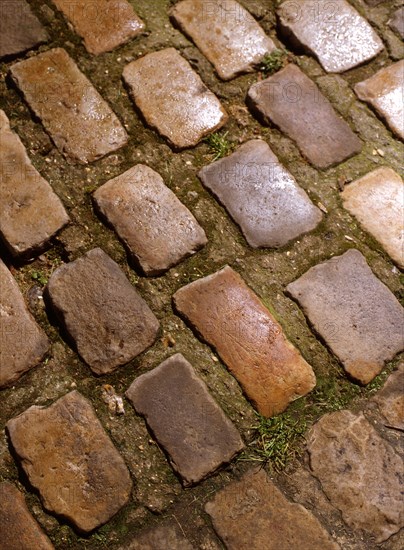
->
[0,1,403,549]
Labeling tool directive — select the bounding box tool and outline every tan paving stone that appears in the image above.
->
[248,64,362,168]
[170,0,276,80]
[52,0,144,55]
[372,362,404,430]
[173,266,316,417]
[6,391,132,533]
[355,60,404,141]
[123,48,228,149]
[94,164,207,275]
[10,48,128,163]
[341,167,403,268]
[0,110,69,257]
[0,0,47,59]
[389,7,404,39]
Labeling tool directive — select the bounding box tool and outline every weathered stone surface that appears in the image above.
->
[94,164,207,275]
[6,391,132,533]
[389,7,404,39]
[0,0,47,59]
[198,139,322,247]
[45,248,159,374]
[205,468,340,550]
[126,353,244,485]
[372,362,404,430]
[0,259,49,388]
[355,61,404,140]
[0,482,54,550]
[174,266,316,417]
[170,0,275,80]
[0,110,69,257]
[52,0,144,55]
[287,249,404,384]
[341,167,403,269]
[247,64,361,168]
[278,0,383,73]
[307,410,404,542]
[10,48,128,163]
[123,48,228,149]
[121,523,193,550]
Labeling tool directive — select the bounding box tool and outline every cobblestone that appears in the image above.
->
[372,362,404,430]
[389,7,404,38]
[0,0,47,59]
[121,522,193,550]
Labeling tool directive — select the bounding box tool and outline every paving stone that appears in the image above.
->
[126,353,244,486]
[307,410,404,542]
[121,523,193,550]
[341,167,404,269]
[355,61,404,140]
[6,391,132,533]
[0,110,69,257]
[286,249,404,384]
[372,362,404,430]
[205,468,340,550]
[198,139,322,248]
[123,48,228,149]
[10,48,128,164]
[0,482,54,550]
[173,266,316,417]
[52,0,144,55]
[0,0,48,59]
[278,0,383,73]
[0,259,49,388]
[389,7,404,39]
[94,164,207,275]
[170,0,276,80]
[45,248,159,374]
[247,64,362,168]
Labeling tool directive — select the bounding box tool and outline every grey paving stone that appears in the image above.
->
[372,361,404,430]
[45,248,159,374]
[120,523,193,550]
[205,468,340,550]
[94,164,207,275]
[0,0,48,59]
[126,353,244,486]
[0,259,49,388]
[198,139,322,248]
[170,0,276,80]
[389,7,404,39]
[286,249,404,384]
[10,48,128,163]
[0,110,69,257]
[341,167,403,269]
[355,60,404,140]
[173,266,316,417]
[247,64,362,168]
[307,410,404,542]
[6,391,132,533]
[123,48,228,149]
[278,0,383,73]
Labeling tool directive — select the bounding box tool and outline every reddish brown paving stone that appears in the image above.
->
[286,249,404,385]
[126,353,244,486]
[0,110,69,257]
[122,48,228,149]
[372,361,404,430]
[52,0,144,55]
[6,391,132,533]
[205,468,340,550]
[120,522,193,550]
[93,164,207,275]
[173,266,316,417]
[10,48,128,164]
[389,7,404,39]
[247,64,362,168]
[0,482,54,550]
[198,139,322,248]
[0,259,49,388]
[170,0,276,80]
[45,248,159,374]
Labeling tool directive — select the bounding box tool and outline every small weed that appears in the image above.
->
[259,49,287,76]
[204,131,231,161]
[30,270,48,286]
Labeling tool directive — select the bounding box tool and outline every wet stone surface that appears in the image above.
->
[94,164,207,275]
[174,266,316,417]
[287,249,404,384]
[389,7,404,39]
[247,64,362,168]
[120,522,193,550]
[10,48,128,163]
[372,361,404,430]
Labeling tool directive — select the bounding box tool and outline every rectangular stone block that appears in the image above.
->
[123,48,228,149]
[10,48,128,163]
[126,353,244,485]
[0,0,47,59]
[248,64,362,168]
[94,164,207,275]
[173,266,316,417]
